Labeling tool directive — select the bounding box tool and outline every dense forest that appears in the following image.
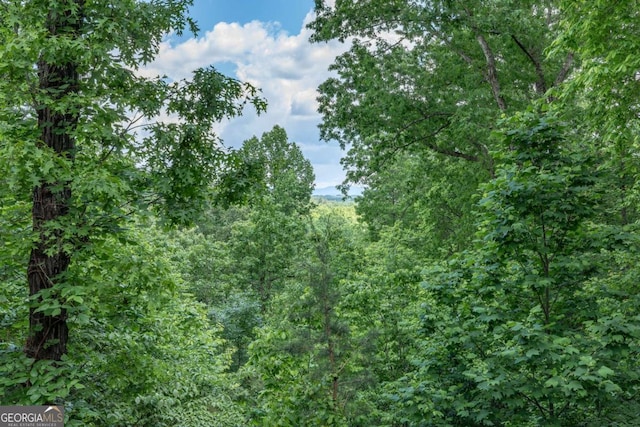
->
[1,0,640,425]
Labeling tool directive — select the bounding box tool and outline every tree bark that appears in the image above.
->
[24,1,82,362]
[476,34,507,111]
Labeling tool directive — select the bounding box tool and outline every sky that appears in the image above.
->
[140,0,353,194]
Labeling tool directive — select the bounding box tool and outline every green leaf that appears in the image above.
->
[597,366,615,378]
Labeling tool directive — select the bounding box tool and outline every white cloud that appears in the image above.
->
[140,12,352,189]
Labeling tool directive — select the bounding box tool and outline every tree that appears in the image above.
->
[307,2,577,292]
[217,126,315,305]
[354,151,484,257]
[554,0,640,225]
[0,218,250,424]
[170,126,315,370]
[309,0,575,189]
[242,125,315,213]
[63,225,245,426]
[408,113,640,425]
[306,3,640,425]
[0,0,264,366]
[219,125,315,214]
[556,0,640,137]
[247,206,368,426]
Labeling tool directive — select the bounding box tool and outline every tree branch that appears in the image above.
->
[429,22,475,66]
[388,117,480,164]
[511,34,547,95]
[553,52,575,87]
[519,391,548,418]
[476,34,507,111]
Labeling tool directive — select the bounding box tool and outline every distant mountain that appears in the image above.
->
[312,185,364,197]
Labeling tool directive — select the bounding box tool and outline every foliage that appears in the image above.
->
[355,151,485,256]
[216,125,314,214]
[404,113,640,425]
[556,0,640,139]
[246,207,370,426]
[0,0,265,226]
[166,126,316,373]
[2,1,640,425]
[224,126,314,305]
[309,0,574,188]
[305,4,640,423]
[0,0,266,375]
[553,0,640,226]
[0,221,247,425]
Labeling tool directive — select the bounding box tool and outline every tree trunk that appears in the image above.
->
[24,2,82,362]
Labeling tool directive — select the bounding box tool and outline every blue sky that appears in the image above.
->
[187,0,314,35]
[141,0,352,194]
